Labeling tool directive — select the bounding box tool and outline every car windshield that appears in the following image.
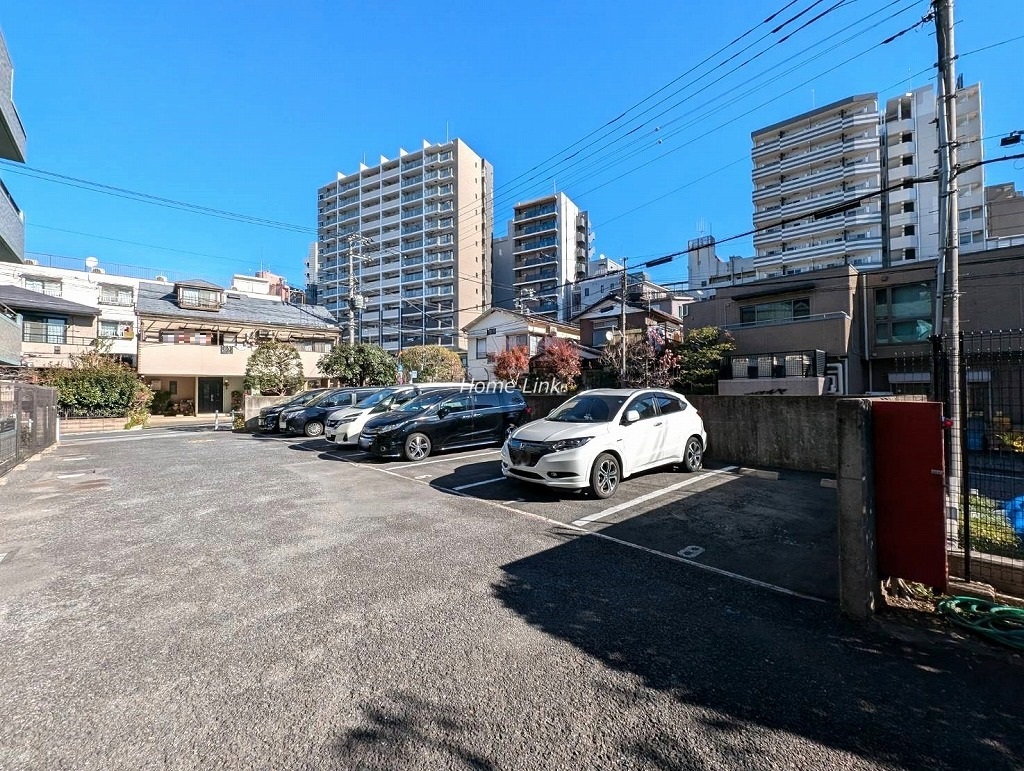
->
[355,389,398,409]
[286,390,323,408]
[397,390,456,413]
[547,394,628,423]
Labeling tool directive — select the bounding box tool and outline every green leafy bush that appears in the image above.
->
[41,349,153,424]
[961,493,1023,559]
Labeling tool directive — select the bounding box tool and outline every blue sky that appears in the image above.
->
[2,0,1021,289]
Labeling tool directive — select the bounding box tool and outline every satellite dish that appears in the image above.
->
[84,256,99,270]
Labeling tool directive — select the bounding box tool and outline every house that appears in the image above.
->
[0,283,100,368]
[463,307,580,382]
[0,261,141,366]
[135,279,341,415]
[684,265,861,396]
[572,293,685,350]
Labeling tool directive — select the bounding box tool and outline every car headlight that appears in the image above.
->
[549,437,593,452]
[336,416,357,424]
[378,422,406,435]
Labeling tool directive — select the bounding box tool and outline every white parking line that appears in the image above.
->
[452,476,506,491]
[399,449,500,467]
[57,472,87,479]
[571,466,739,526]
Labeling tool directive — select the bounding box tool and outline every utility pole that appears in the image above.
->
[619,260,628,384]
[935,0,963,532]
[345,235,368,347]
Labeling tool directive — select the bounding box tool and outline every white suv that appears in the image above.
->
[501,388,707,499]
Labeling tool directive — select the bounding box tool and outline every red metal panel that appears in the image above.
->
[873,401,948,591]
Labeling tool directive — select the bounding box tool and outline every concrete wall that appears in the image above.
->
[242,393,292,431]
[689,395,838,473]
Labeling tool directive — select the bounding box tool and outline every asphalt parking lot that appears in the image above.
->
[4,427,1024,769]
[286,435,840,601]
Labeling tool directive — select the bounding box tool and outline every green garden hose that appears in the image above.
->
[935,597,1024,651]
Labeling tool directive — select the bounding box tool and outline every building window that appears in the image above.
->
[904,248,917,260]
[901,131,913,143]
[904,225,916,236]
[475,338,487,358]
[22,317,67,344]
[24,277,62,297]
[99,285,134,306]
[903,202,915,213]
[901,155,913,166]
[99,320,134,339]
[506,334,528,351]
[875,282,933,344]
[177,287,222,310]
[739,297,811,325]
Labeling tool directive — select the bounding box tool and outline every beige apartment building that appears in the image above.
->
[136,279,340,415]
[315,138,493,358]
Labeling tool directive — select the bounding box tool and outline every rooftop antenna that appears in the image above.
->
[445,121,449,143]
[811,88,815,108]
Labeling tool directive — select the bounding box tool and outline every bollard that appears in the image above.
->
[214,410,220,430]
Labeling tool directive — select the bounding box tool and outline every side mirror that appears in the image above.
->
[624,409,641,424]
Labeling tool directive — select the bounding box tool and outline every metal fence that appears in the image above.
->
[0,381,59,477]
[894,331,1024,585]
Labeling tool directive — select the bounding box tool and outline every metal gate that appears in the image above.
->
[0,381,59,477]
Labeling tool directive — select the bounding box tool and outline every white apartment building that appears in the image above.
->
[495,192,590,322]
[315,139,493,355]
[883,82,986,264]
[0,259,140,366]
[751,94,884,275]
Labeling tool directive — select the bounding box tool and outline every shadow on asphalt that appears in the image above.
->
[490,534,1024,769]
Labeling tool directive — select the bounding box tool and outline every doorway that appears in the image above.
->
[197,378,224,414]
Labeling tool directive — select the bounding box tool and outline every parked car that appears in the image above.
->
[358,387,531,461]
[279,388,380,437]
[501,388,706,499]
[325,383,467,446]
[257,389,329,433]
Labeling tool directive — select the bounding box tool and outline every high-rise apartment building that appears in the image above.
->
[315,139,493,354]
[882,82,986,264]
[304,243,320,304]
[492,192,591,322]
[751,94,884,275]
[0,26,27,264]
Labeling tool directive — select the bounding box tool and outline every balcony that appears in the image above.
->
[514,253,558,270]
[781,165,845,195]
[514,268,558,285]
[753,183,780,203]
[718,349,828,396]
[0,177,24,263]
[0,35,26,163]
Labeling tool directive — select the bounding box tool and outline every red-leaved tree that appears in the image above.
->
[493,345,531,384]
[531,337,582,391]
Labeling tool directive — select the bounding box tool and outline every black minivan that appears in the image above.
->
[358,387,531,461]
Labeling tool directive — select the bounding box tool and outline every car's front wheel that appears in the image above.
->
[403,432,432,461]
[682,436,703,472]
[589,452,620,499]
[303,421,324,438]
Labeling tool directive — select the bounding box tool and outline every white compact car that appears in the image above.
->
[501,388,707,499]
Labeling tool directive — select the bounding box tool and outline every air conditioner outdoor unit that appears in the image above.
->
[23,258,38,266]
[155,275,168,282]
[91,267,106,274]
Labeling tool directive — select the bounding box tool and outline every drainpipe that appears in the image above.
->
[861,271,873,392]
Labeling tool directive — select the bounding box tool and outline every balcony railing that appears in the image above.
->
[720,349,826,380]
[722,311,851,332]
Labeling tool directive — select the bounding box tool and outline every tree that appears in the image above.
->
[601,328,678,388]
[244,339,304,395]
[493,345,531,384]
[318,343,398,386]
[672,326,734,394]
[397,345,465,382]
[531,337,581,391]
[41,347,153,428]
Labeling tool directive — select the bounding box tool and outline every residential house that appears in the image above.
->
[573,293,685,350]
[0,261,141,366]
[683,265,862,395]
[463,307,580,382]
[0,283,99,367]
[136,279,341,415]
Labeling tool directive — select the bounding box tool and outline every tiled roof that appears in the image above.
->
[136,282,339,330]
[175,278,224,290]
[0,283,100,317]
